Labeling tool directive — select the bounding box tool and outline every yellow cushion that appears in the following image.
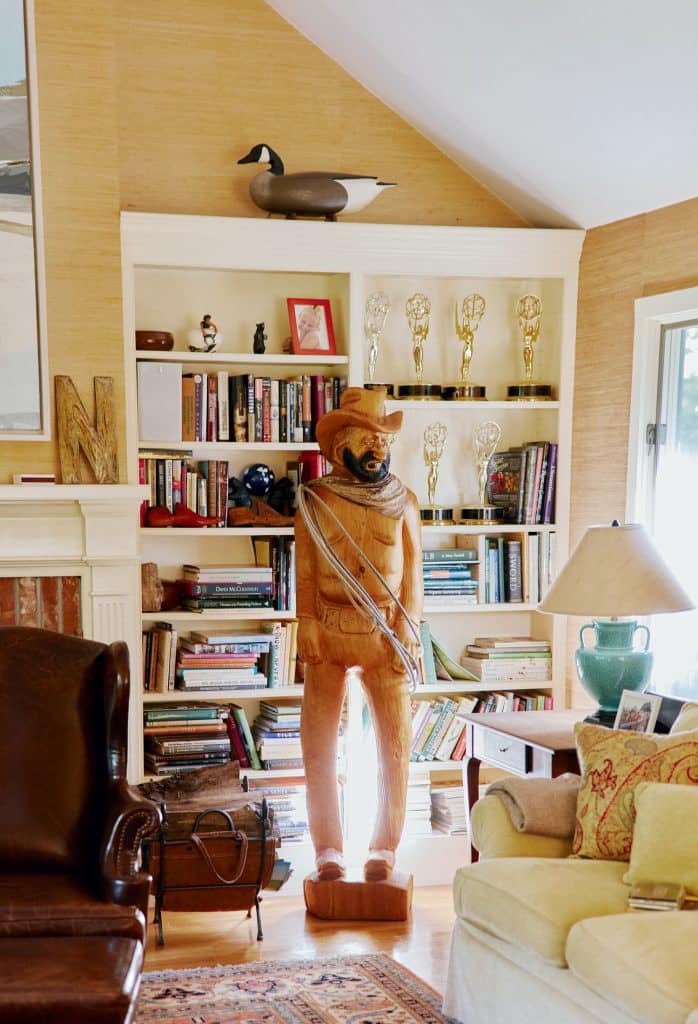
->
[670,701,698,733]
[623,782,698,896]
[452,857,628,966]
[567,911,698,1024]
[573,722,698,860]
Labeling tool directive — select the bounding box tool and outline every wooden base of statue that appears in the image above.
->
[303,871,413,921]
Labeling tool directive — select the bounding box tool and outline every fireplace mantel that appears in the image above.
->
[0,484,147,779]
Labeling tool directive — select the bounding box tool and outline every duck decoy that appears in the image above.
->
[237,143,396,220]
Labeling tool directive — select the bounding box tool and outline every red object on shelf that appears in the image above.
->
[145,504,223,528]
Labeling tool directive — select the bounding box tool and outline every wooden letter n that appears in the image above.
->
[55,376,119,484]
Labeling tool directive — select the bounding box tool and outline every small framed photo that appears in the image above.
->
[287,298,336,355]
[613,690,662,733]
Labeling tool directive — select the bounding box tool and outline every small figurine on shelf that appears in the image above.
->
[253,322,267,354]
[188,314,223,353]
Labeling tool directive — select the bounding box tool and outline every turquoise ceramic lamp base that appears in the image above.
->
[576,619,652,726]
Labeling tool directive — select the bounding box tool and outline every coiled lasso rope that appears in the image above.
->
[297,481,422,692]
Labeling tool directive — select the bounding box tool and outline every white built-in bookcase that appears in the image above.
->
[122,213,583,884]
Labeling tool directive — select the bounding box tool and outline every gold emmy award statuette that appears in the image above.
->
[397,293,441,400]
[420,422,454,524]
[443,293,488,401]
[507,293,553,401]
[459,420,505,524]
[363,291,394,395]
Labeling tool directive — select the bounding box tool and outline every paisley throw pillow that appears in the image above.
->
[573,722,698,861]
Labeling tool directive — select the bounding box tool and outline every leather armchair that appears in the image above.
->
[0,626,161,942]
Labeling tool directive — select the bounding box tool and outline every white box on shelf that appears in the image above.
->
[137,361,182,442]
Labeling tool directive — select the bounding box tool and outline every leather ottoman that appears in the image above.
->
[0,935,143,1023]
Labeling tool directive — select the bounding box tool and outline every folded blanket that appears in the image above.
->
[486,773,581,838]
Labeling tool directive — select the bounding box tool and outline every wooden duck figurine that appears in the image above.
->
[237,144,396,220]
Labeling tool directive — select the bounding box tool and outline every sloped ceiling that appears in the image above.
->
[266,0,698,229]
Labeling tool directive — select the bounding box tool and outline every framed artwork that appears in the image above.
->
[287,298,336,355]
[0,0,49,438]
[613,690,662,733]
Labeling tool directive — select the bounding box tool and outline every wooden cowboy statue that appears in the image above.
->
[295,386,423,885]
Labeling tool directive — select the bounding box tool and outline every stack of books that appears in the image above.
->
[431,781,468,835]
[460,636,552,684]
[252,701,302,770]
[143,705,231,775]
[174,629,271,691]
[246,776,309,843]
[252,699,304,770]
[628,882,686,911]
[403,775,433,836]
[178,564,274,612]
[422,547,479,605]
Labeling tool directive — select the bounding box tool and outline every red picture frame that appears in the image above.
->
[287,298,336,355]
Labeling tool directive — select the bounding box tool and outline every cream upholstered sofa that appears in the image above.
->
[443,706,698,1024]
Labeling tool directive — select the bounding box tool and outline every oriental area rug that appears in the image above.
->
[137,952,451,1024]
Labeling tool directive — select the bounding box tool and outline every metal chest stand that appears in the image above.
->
[148,798,273,945]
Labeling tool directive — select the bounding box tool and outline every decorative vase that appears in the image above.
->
[576,619,652,722]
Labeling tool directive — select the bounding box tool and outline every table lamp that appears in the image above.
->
[538,521,694,725]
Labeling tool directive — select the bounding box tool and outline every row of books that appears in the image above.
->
[410,696,478,762]
[482,531,556,605]
[245,775,310,844]
[486,441,558,525]
[422,546,478,604]
[143,698,305,776]
[139,454,228,523]
[141,625,301,692]
[180,370,347,444]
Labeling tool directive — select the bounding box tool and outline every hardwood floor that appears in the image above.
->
[143,884,455,994]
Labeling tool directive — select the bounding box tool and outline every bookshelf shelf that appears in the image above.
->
[413,680,553,696]
[138,440,321,453]
[388,399,560,412]
[140,526,295,537]
[409,760,464,775]
[123,213,582,886]
[136,351,349,368]
[422,523,556,536]
[142,609,297,623]
[423,602,539,613]
[243,767,306,780]
[143,684,304,703]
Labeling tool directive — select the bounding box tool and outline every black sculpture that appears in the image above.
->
[253,323,267,354]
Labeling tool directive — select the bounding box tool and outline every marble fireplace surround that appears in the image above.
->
[0,484,146,780]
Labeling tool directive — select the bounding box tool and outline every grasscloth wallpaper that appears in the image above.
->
[3,2,698,704]
[0,0,522,482]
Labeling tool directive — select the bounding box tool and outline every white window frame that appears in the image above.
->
[627,286,698,524]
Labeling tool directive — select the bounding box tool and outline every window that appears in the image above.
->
[628,289,698,699]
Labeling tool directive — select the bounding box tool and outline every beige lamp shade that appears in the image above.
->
[539,522,694,618]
